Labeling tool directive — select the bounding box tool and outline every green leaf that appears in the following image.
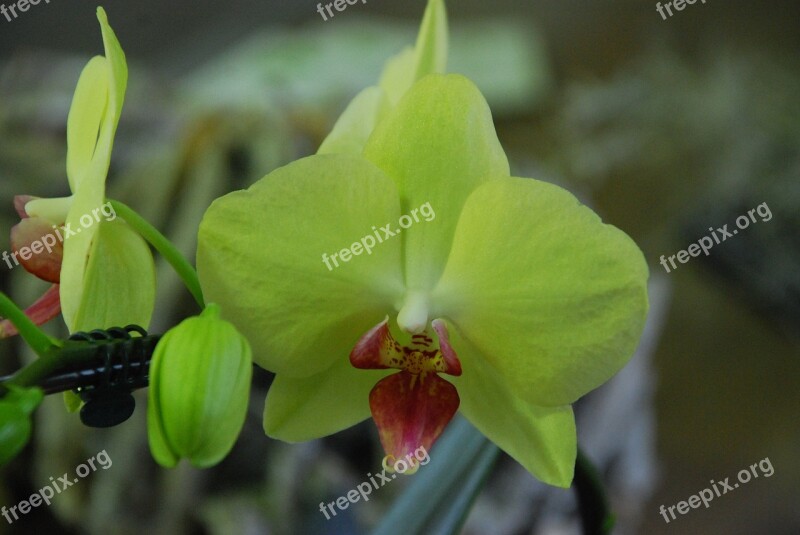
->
[433,177,649,406]
[372,415,498,535]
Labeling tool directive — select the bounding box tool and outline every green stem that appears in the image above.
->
[574,449,615,535]
[109,199,205,309]
[0,341,113,395]
[0,292,61,357]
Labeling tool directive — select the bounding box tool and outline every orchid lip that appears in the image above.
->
[350,315,462,463]
[349,316,461,377]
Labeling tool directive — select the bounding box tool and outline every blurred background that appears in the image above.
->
[0,0,798,533]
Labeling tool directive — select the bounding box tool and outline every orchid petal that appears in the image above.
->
[24,196,74,226]
[63,219,155,332]
[377,48,415,108]
[433,177,649,407]
[263,358,393,441]
[317,86,387,155]
[445,322,577,487]
[363,74,509,289]
[59,8,141,332]
[65,8,126,193]
[317,0,447,155]
[13,195,37,219]
[197,155,404,377]
[379,0,447,107]
[350,316,461,376]
[65,56,108,192]
[409,0,448,86]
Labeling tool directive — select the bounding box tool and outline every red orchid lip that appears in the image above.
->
[350,316,461,377]
[0,197,64,339]
[9,217,64,283]
[350,316,462,465]
[369,370,459,468]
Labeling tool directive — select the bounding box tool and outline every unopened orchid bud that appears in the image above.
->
[147,304,252,468]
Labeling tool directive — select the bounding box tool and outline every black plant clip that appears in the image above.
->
[66,326,160,428]
[0,325,160,428]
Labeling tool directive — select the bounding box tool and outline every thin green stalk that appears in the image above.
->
[574,449,615,535]
[0,292,61,357]
[109,199,205,309]
[0,342,110,397]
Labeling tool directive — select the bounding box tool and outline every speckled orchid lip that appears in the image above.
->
[350,316,461,463]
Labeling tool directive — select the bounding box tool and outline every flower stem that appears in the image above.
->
[3,350,78,390]
[109,199,205,309]
[0,292,61,357]
[574,449,615,535]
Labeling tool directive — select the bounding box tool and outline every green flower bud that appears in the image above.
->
[0,386,43,466]
[147,304,252,468]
